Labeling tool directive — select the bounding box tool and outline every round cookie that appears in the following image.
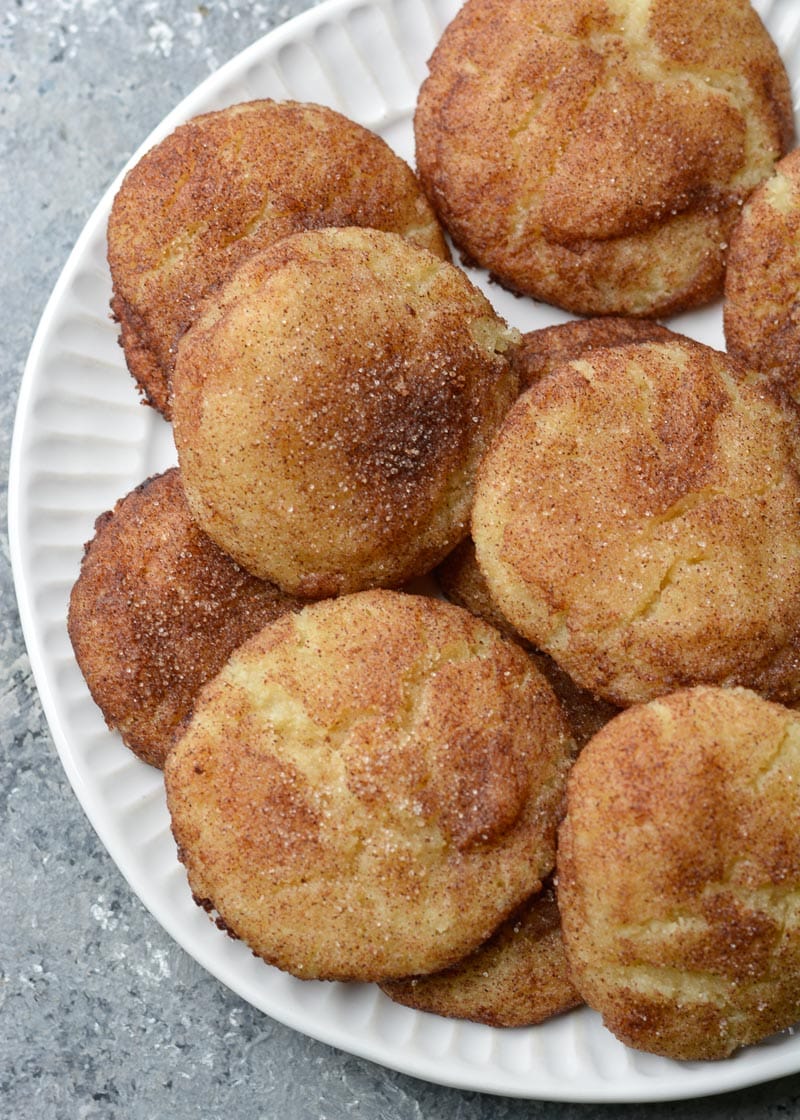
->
[164,589,575,983]
[557,686,800,1060]
[172,226,519,599]
[380,882,582,1027]
[724,147,800,402]
[108,99,450,417]
[436,539,618,748]
[471,335,800,707]
[67,468,302,768]
[415,0,793,317]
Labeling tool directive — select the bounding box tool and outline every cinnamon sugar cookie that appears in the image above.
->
[165,590,575,982]
[173,226,519,598]
[472,335,800,707]
[558,686,800,1060]
[415,0,793,317]
[725,147,800,402]
[67,468,301,768]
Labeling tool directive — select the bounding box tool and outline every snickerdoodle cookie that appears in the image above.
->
[67,468,301,768]
[165,590,575,982]
[558,686,800,1060]
[415,0,793,317]
[472,335,800,707]
[108,99,449,416]
[172,226,519,599]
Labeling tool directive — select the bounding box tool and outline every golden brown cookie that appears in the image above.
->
[558,686,800,1060]
[67,468,302,768]
[436,539,618,748]
[472,335,800,707]
[415,0,793,317]
[172,226,519,599]
[380,882,581,1027]
[108,99,449,417]
[724,147,800,402]
[165,589,575,983]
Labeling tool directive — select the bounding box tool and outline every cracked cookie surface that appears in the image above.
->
[164,589,575,982]
[415,0,793,316]
[557,686,800,1059]
[471,335,800,707]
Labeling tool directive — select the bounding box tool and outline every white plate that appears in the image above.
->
[9,0,800,1103]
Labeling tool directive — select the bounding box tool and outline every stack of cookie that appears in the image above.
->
[69,0,800,1062]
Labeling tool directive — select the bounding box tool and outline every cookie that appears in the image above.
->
[67,468,301,767]
[558,686,800,1060]
[472,335,800,706]
[172,226,519,598]
[165,590,575,982]
[415,0,792,316]
[724,147,800,403]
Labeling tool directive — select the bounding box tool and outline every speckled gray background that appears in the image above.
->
[4,2,800,1117]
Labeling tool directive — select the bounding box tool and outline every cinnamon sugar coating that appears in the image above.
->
[380,882,581,1027]
[164,590,575,982]
[172,226,519,598]
[724,146,800,403]
[107,99,449,417]
[512,316,675,392]
[558,687,800,1060]
[472,335,800,707]
[415,0,793,317]
[67,468,301,768]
